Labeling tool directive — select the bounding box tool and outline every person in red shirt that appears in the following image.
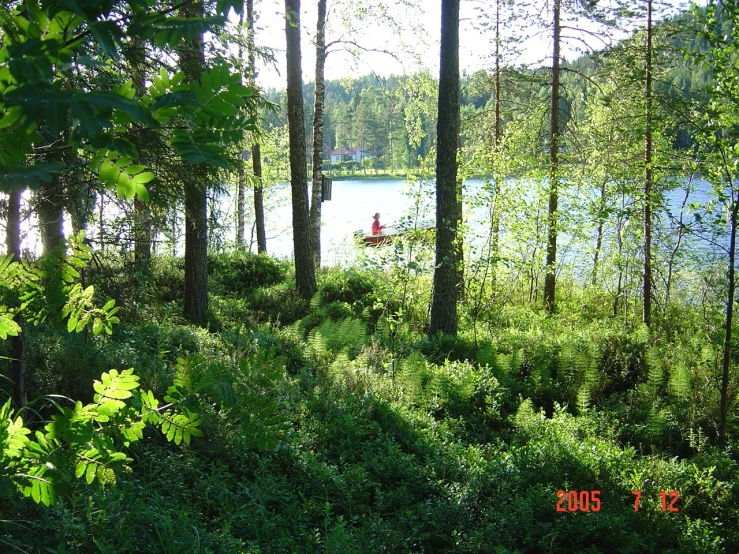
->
[372,212,385,235]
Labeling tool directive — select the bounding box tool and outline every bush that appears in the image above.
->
[209,252,287,296]
[318,269,381,315]
[248,282,309,325]
[151,256,185,302]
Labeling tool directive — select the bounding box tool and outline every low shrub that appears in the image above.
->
[209,251,287,296]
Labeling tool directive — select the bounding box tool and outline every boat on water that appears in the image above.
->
[354,220,435,247]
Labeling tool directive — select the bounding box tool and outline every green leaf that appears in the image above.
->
[132,171,155,185]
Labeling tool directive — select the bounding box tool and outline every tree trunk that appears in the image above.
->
[310,0,327,269]
[719,196,738,444]
[285,0,317,299]
[237,157,246,248]
[643,0,654,327]
[129,35,153,263]
[134,196,152,262]
[237,11,246,250]
[592,178,607,286]
[36,180,65,255]
[179,1,209,323]
[491,0,502,287]
[7,189,26,410]
[252,143,267,253]
[247,0,267,254]
[543,0,561,312]
[429,0,460,337]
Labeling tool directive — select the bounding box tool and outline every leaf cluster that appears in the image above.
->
[0,368,202,506]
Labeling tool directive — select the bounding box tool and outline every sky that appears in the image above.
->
[247,0,541,91]
[241,0,691,92]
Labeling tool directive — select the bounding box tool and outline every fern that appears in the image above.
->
[307,317,367,355]
[644,347,664,398]
[668,361,692,400]
[576,386,591,414]
[646,405,667,442]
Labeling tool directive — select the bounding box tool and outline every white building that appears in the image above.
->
[329,147,369,164]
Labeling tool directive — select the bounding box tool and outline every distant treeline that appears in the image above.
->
[260,7,713,173]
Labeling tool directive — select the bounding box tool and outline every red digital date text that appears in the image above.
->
[556,490,601,512]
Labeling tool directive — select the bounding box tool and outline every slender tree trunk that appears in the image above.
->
[285,0,317,299]
[491,0,502,287]
[179,1,209,323]
[429,0,460,337]
[593,178,607,286]
[310,0,327,268]
[247,0,267,254]
[134,197,152,262]
[237,12,247,250]
[129,35,153,263]
[719,199,737,444]
[252,142,267,252]
[455,108,464,298]
[36,180,65,255]
[237,157,246,248]
[543,0,561,312]
[643,0,654,327]
[7,189,25,410]
[99,192,105,251]
[665,181,690,310]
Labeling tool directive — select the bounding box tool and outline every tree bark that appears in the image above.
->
[643,0,654,327]
[310,0,327,268]
[247,0,267,254]
[7,189,26,410]
[285,0,317,299]
[543,0,561,312]
[237,156,246,248]
[429,0,460,337]
[179,1,209,323]
[36,180,65,255]
[488,0,502,291]
[719,196,738,444]
[252,143,267,253]
[592,178,607,286]
[129,35,153,263]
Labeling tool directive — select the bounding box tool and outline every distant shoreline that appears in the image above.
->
[328,173,409,181]
[326,173,493,182]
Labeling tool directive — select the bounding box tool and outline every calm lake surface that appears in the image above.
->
[261,179,436,266]
[241,177,721,268]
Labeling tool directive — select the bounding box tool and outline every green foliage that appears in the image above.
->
[172,351,289,452]
[0,232,120,334]
[306,317,367,357]
[0,368,202,506]
[0,0,257,190]
[208,251,287,296]
[248,282,309,325]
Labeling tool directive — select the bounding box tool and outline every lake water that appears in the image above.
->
[259,179,437,266]
[225,177,724,269]
[5,177,724,268]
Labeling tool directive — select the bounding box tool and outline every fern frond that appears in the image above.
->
[668,361,691,400]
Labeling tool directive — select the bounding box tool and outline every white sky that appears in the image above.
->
[244,0,692,92]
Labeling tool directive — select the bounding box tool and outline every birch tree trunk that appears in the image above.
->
[310,0,327,268]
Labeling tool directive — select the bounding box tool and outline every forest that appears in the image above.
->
[1,0,739,552]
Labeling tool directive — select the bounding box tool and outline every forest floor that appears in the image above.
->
[1,252,738,553]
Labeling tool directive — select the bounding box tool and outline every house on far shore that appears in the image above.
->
[329,146,370,164]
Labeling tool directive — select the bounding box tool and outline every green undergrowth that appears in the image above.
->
[2,253,738,552]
